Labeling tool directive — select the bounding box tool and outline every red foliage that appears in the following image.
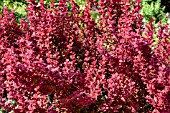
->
[0,0,169,112]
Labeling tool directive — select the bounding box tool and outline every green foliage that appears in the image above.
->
[140,0,168,24]
[74,0,87,11]
[0,0,59,22]
[0,0,28,22]
[140,0,170,47]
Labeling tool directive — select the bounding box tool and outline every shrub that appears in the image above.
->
[0,0,28,23]
[140,0,168,24]
[0,0,169,112]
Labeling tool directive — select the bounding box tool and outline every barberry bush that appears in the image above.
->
[0,0,169,112]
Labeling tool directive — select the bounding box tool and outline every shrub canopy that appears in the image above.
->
[0,0,169,112]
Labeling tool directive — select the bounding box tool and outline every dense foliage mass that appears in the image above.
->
[140,0,168,24]
[0,0,169,25]
[0,0,170,112]
[0,0,28,22]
